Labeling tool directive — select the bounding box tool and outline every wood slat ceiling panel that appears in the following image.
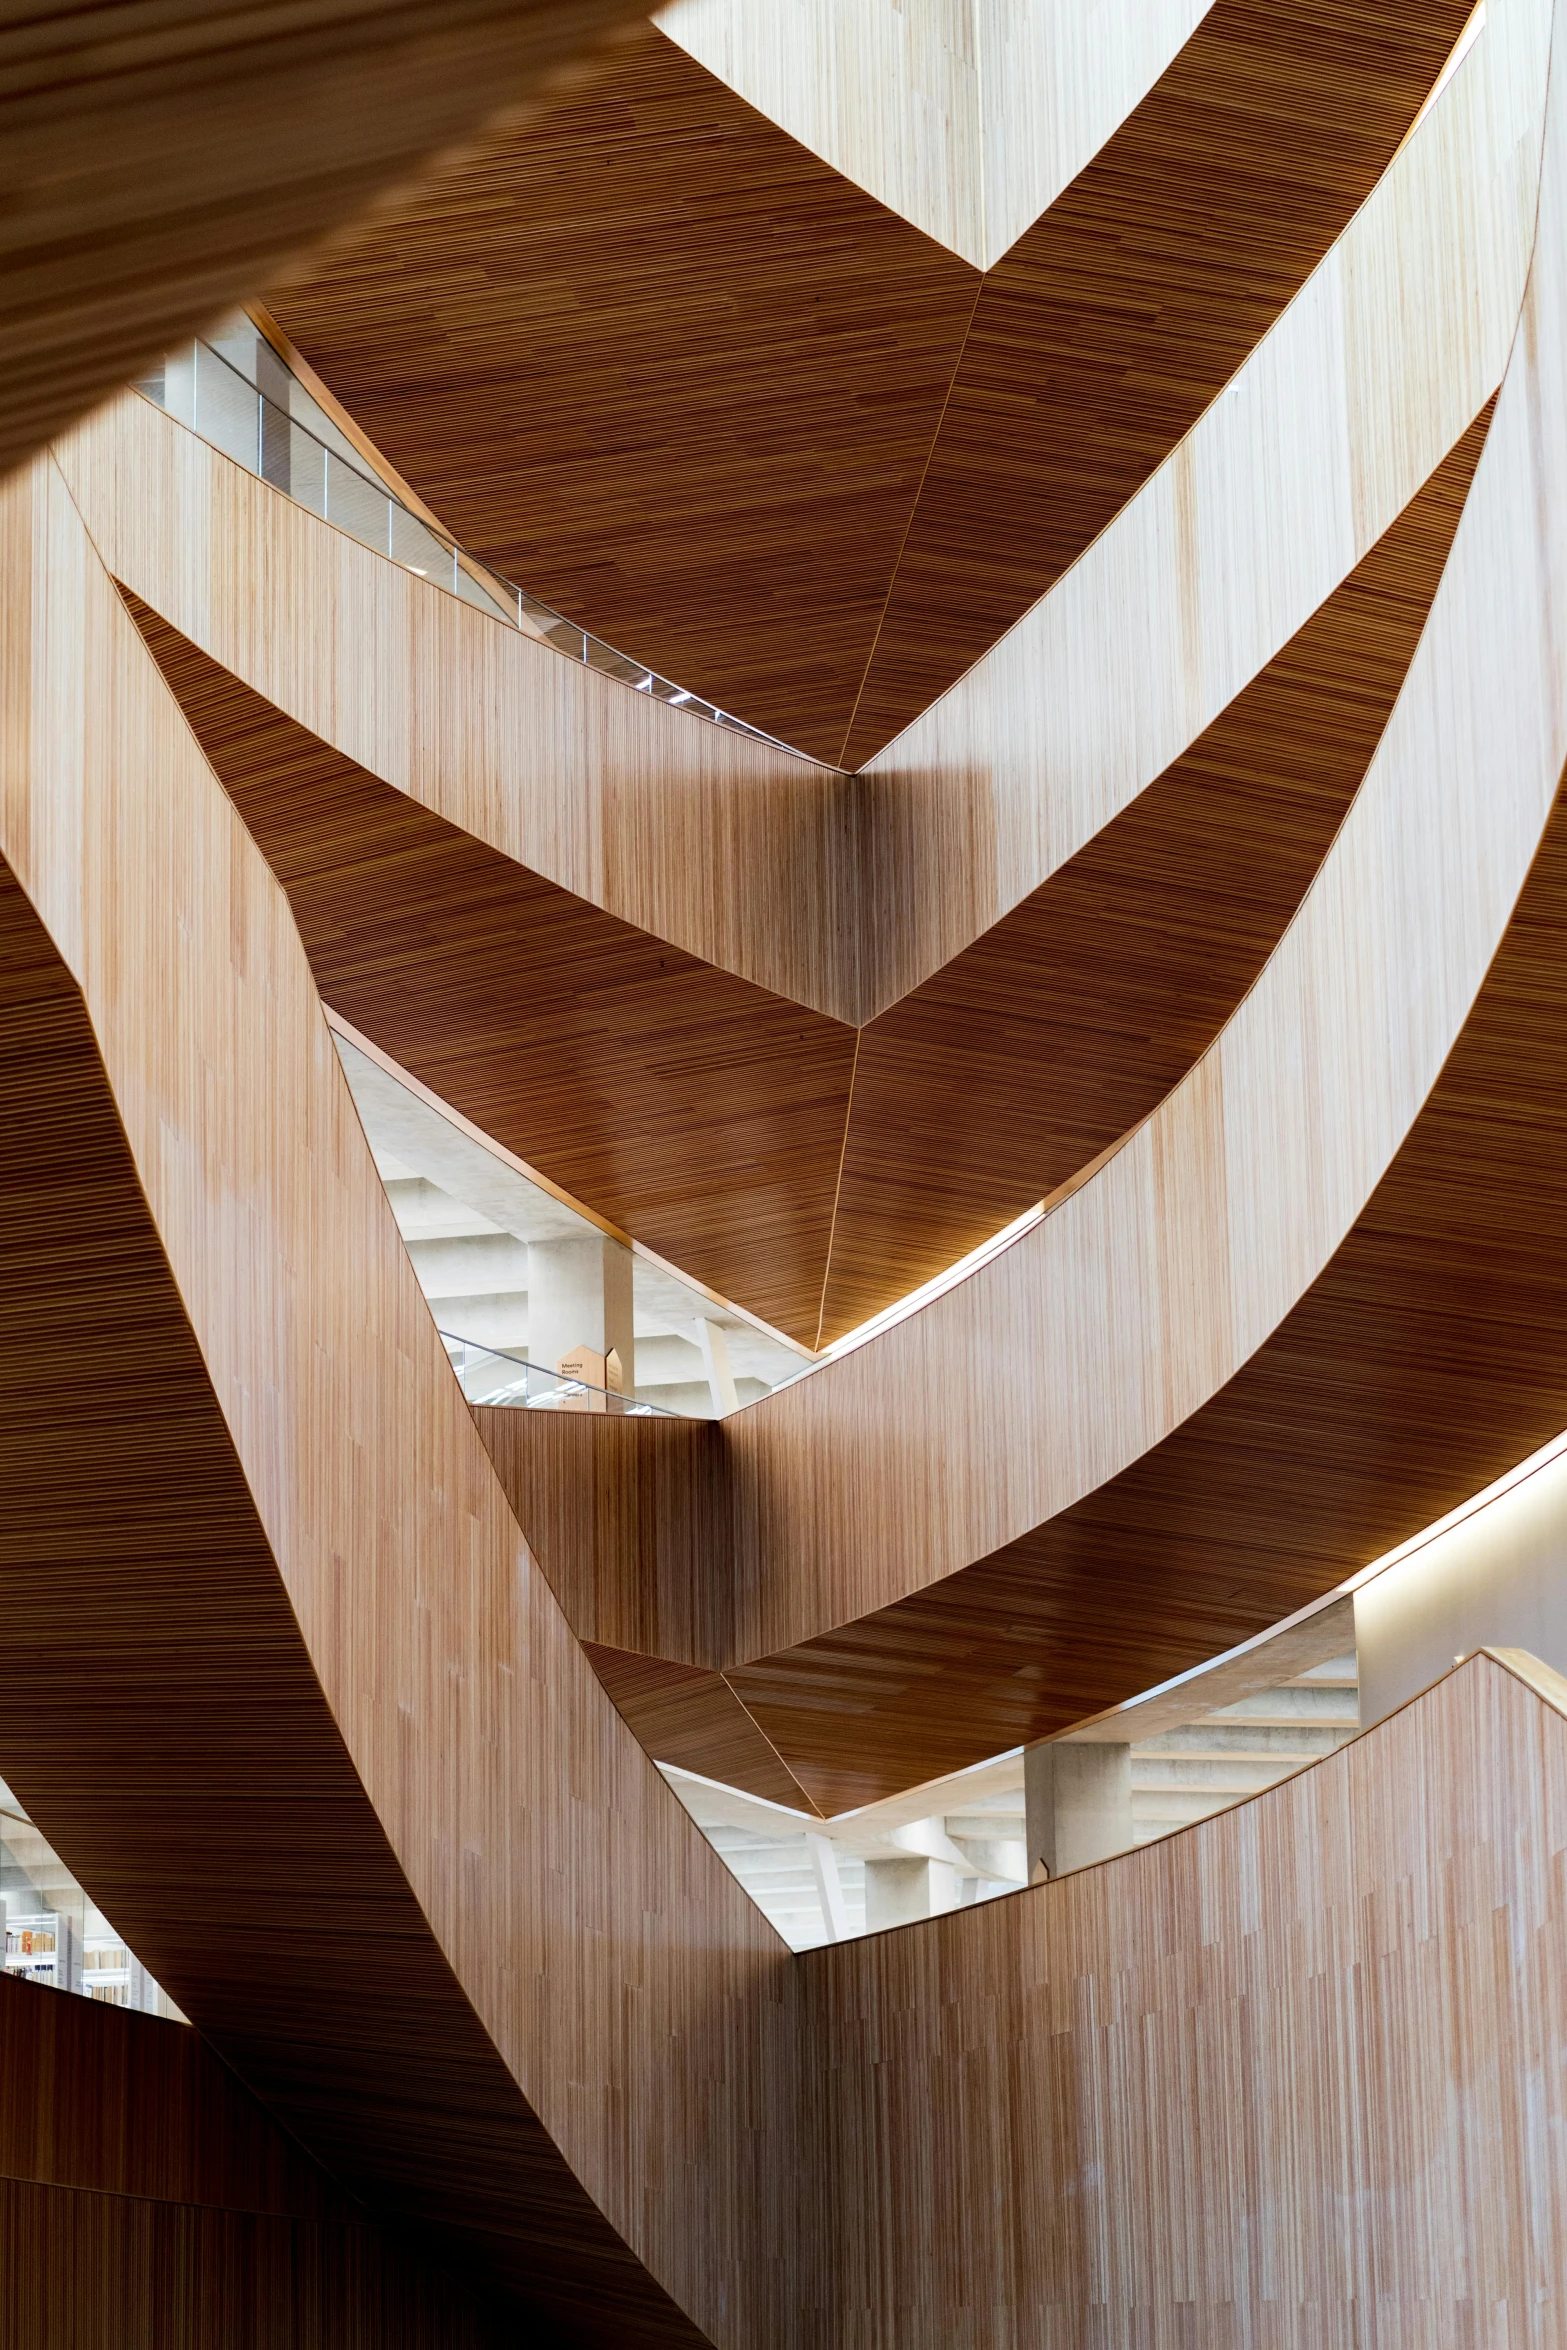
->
[121,593,857,1347]
[120,385,1479,1355]
[269,27,979,769]
[814,402,1494,1341]
[0,0,650,484]
[731,770,1567,1809]
[837,0,1476,764]
[270,0,1471,766]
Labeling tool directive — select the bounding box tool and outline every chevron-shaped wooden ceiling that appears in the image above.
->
[270,1,1472,767]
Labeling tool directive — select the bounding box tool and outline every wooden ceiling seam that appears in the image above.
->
[830,272,986,771]
[266,0,1476,762]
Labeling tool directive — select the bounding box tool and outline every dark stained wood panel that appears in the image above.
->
[120,593,858,1346]
[268,27,979,768]
[583,1643,822,1814]
[0,1973,500,2348]
[815,402,1494,1340]
[0,853,714,2343]
[0,0,650,485]
[837,0,1477,764]
[731,770,1567,1808]
[120,386,1481,1356]
[270,1,1468,767]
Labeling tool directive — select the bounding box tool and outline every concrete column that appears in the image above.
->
[864,1855,959,1930]
[527,1234,635,1391]
[1023,1740,1133,1881]
[694,1317,740,1416]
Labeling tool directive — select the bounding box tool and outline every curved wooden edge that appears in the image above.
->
[815,400,1496,1338]
[468,0,1567,1808]
[266,0,1471,765]
[856,0,1549,1008]
[657,0,1214,271]
[835,0,1481,763]
[50,0,1540,1034]
[54,71,1523,1337]
[0,0,651,487]
[793,1646,1567,2328]
[0,452,795,2345]
[1482,1645,1567,1717]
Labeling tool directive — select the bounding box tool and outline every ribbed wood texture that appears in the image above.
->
[836,0,1480,765]
[475,26,1567,1807]
[116,595,856,1344]
[797,1651,1567,2337]
[816,400,1495,1338]
[268,0,1471,763]
[0,1975,498,2349]
[53,0,1540,1346]
[0,0,650,486]
[0,455,795,2346]
[657,0,1213,271]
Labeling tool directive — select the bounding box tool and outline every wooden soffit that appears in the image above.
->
[268,0,1476,764]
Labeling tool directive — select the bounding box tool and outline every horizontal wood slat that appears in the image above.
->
[117,593,856,1346]
[269,0,1471,763]
[816,400,1494,1339]
[0,1974,498,2348]
[0,0,649,486]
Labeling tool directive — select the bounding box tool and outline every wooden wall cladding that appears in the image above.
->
[116,595,857,1346]
[0,457,799,2346]
[55,388,859,1029]
[0,0,651,487]
[815,400,1495,1339]
[88,359,1498,1347]
[657,0,1214,273]
[796,1650,1567,2337]
[855,0,1549,1015]
[834,0,1480,767]
[712,37,1567,1808]
[0,1974,500,2349]
[479,35,1567,1811]
[267,0,1471,764]
[275,26,978,770]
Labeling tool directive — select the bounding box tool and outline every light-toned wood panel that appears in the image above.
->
[55,387,860,1026]
[837,0,1479,763]
[268,0,1468,764]
[276,26,980,769]
[857,0,1548,1008]
[815,400,1494,1340]
[0,0,650,486]
[657,0,989,266]
[0,1974,499,2347]
[0,454,795,2343]
[707,21,1567,1802]
[475,19,1567,1807]
[116,595,855,1344]
[98,383,1485,1349]
[657,0,1211,271]
[58,66,1520,1340]
[797,1650,1567,2336]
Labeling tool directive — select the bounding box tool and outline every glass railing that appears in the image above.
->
[440,1331,676,1416]
[134,324,805,759]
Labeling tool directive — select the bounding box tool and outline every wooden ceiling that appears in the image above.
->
[124,401,1487,1347]
[817,403,1494,1339]
[269,0,1473,765]
[0,0,649,485]
[120,591,858,1346]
